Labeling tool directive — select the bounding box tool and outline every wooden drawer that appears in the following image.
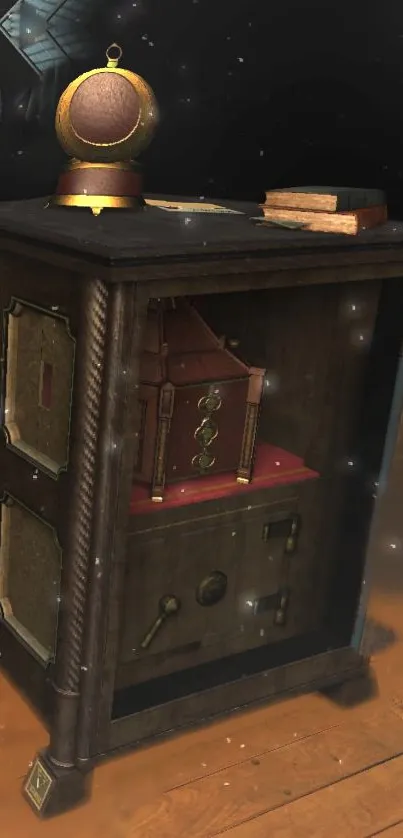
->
[116,479,324,689]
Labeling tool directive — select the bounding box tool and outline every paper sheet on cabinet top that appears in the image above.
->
[145,198,243,214]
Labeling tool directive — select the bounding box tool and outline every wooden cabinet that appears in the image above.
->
[0,197,402,817]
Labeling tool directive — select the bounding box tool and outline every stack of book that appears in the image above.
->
[259,186,388,235]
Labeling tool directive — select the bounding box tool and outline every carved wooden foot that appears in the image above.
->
[22,749,90,818]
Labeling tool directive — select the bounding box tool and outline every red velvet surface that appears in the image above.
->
[130,442,319,515]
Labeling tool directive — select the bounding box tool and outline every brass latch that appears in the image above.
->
[262,514,300,554]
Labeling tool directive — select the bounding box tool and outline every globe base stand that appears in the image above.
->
[50,159,145,217]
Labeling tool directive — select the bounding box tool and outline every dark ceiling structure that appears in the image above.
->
[0,0,92,75]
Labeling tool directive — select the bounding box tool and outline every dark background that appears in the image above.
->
[0,0,401,211]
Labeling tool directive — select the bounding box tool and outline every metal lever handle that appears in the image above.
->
[140,594,181,650]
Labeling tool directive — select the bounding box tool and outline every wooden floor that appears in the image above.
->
[3,446,403,836]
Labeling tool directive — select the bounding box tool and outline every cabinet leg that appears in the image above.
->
[22,749,90,818]
[319,664,377,708]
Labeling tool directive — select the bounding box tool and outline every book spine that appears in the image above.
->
[260,205,387,235]
[263,189,386,213]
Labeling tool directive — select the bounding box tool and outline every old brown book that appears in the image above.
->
[264,186,386,213]
[259,204,387,235]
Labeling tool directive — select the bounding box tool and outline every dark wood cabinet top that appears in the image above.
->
[0,196,403,286]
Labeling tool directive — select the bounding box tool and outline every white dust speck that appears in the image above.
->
[226,737,232,744]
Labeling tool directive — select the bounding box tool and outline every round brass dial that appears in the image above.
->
[196,571,228,607]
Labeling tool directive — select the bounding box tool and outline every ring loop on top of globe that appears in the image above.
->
[55,44,159,164]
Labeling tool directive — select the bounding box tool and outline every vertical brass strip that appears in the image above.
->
[237,367,265,483]
[151,382,175,501]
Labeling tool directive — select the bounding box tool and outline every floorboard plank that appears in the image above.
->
[222,755,403,838]
[88,709,403,838]
[369,822,403,837]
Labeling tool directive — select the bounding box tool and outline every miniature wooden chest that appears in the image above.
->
[134,298,265,500]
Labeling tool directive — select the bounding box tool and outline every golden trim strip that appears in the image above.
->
[51,194,138,215]
[131,466,318,510]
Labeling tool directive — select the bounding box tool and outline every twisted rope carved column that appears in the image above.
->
[49,278,108,768]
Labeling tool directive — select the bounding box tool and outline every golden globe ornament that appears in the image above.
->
[51,43,159,216]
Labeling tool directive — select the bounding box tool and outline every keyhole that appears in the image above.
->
[39,361,53,410]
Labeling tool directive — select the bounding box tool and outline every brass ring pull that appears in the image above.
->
[106,43,123,67]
